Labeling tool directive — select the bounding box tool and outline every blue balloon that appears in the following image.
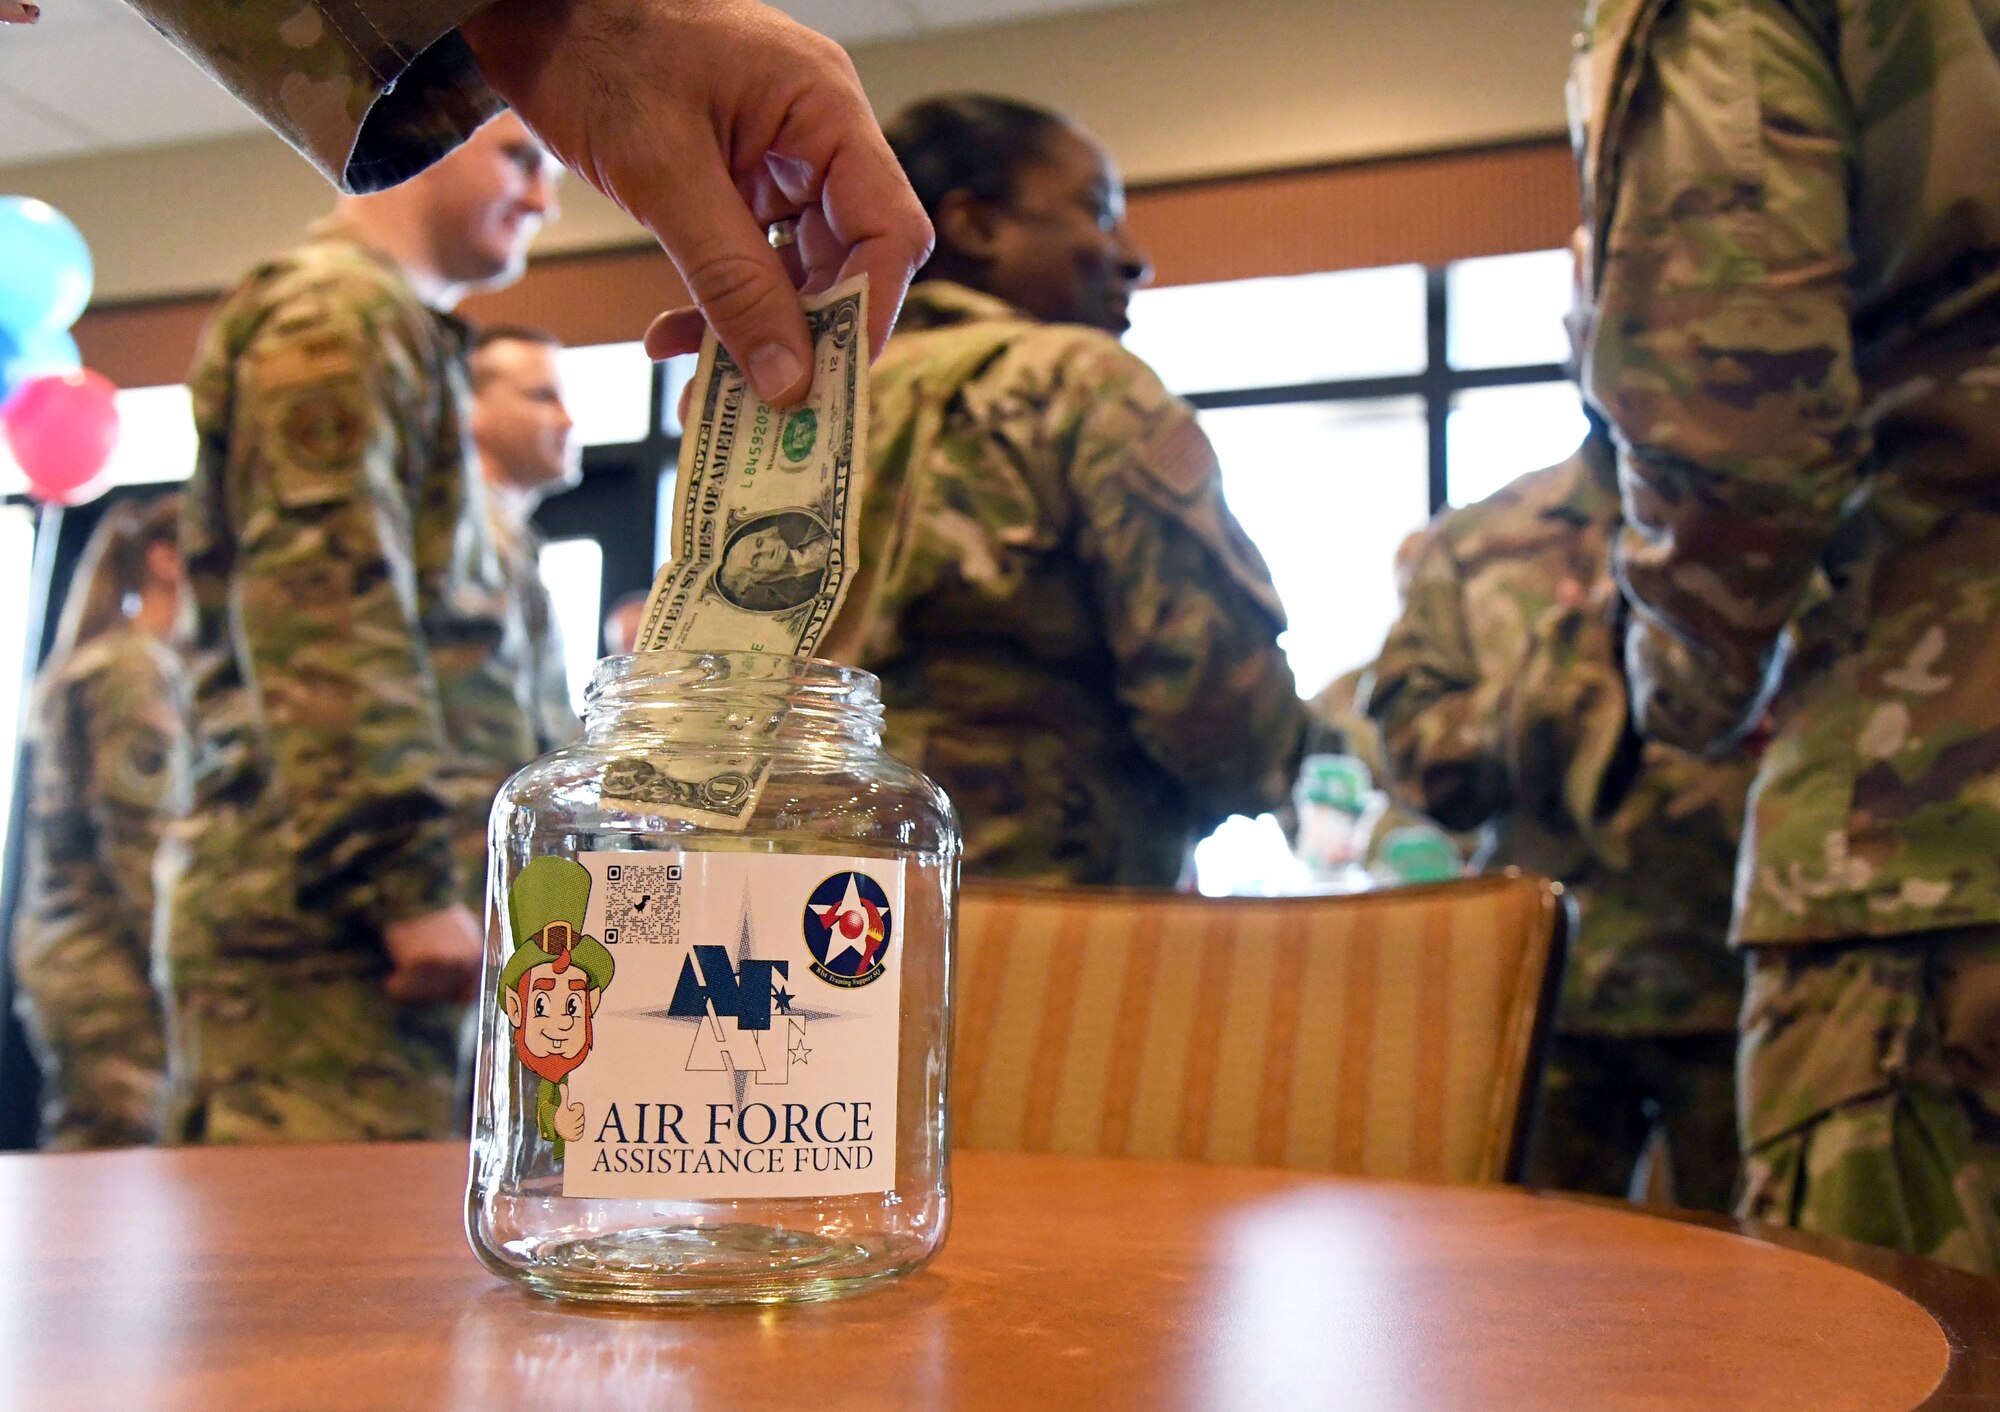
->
[0,196,94,340]
[0,326,82,407]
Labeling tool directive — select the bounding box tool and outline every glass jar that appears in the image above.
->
[467,651,957,1305]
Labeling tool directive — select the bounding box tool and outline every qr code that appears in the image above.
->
[602,863,682,945]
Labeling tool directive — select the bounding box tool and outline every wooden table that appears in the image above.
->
[1,1144,1994,1410]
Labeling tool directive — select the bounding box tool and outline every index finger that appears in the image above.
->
[816,133,934,358]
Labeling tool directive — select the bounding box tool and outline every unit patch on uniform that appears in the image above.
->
[279,384,368,469]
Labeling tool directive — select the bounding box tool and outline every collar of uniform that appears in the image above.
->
[486,484,542,562]
[1556,422,1621,523]
[1578,420,1618,497]
[898,280,1034,333]
[299,216,474,350]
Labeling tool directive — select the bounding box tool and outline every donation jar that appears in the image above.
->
[467,651,958,1304]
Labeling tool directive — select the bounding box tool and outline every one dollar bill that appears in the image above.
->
[634,276,867,657]
[605,277,869,829]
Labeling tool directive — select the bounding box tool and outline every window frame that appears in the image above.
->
[1180,265,1568,516]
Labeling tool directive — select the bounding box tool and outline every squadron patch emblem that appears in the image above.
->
[280,385,368,469]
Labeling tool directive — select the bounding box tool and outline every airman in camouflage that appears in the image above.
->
[1575,0,2000,1269]
[488,506,578,755]
[160,116,560,1144]
[1367,421,1755,1210]
[470,325,583,753]
[821,98,1302,886]
[11,500,188,1148]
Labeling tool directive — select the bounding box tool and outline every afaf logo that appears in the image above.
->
[668,945,809,1084]
[802,872,893,988]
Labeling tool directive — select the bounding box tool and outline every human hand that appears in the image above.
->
[460,0,932,406]
[556,1102,587,1143]
[382,904,484,1005]
[0,1,41,23]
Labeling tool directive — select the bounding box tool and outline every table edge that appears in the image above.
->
[1541,1193,2000,1412]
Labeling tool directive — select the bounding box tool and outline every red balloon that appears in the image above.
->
[3,369,119,505]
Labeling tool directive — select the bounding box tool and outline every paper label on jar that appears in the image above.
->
[497,850,903,1200]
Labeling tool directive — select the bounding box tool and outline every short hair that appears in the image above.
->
[470,324,561,388]
[472,323,561,355]
[45,492,182,666]
[884,94,1070,227]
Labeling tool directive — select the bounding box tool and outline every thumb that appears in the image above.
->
[645,149,813,406]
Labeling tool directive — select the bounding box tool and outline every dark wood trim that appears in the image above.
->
[1126,132,1574,199]
[70,139,1581,392]
[71,298,217,394]
[1123,137,1578,290]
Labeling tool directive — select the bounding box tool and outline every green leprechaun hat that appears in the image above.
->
[501,857,615,993]
[1296,753,1373,816]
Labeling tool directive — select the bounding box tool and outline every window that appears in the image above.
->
[556,341,654,448]
[538,536,606,716]
[658,353,699,439]
[1446,248,1577,372]
[1129,251,1578,689]
[1124,265,1428,395]
[1128,249,1583,893]
[1201,397,1430,699]
[1446,382,1589,507]
[102,385,198,486]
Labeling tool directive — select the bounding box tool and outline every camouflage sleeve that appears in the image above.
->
[1507,591,1639,838]
[77,641,189,931]
[228,282,462,926]
[1578,0,1860,753]
[1060,341,1307,826]
[1363,534,1512,832]
[121,0,503,193]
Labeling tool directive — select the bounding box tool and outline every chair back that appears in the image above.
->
[951,872,1565,1184]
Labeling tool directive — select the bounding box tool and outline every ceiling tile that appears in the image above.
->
[772,0,922,44]
[0,87,92,164]
[4,0,127,36]
[0,16,260,149]
[0,0,1157,165]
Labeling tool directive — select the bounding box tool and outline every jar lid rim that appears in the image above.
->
[586,650,881,707]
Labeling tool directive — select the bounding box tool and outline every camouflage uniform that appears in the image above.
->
[1575,0,2000,1269]
[820,281,1305,886]
[1366,427,1755,1210]
[161,221,540,1144]
[127,0,504,194]
[489,501,580,752]
[10,623,187,1149]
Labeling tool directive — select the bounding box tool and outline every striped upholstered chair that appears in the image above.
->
[950,872,1567,1184]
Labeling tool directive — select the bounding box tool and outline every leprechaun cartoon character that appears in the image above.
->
[501,857,616,1161]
